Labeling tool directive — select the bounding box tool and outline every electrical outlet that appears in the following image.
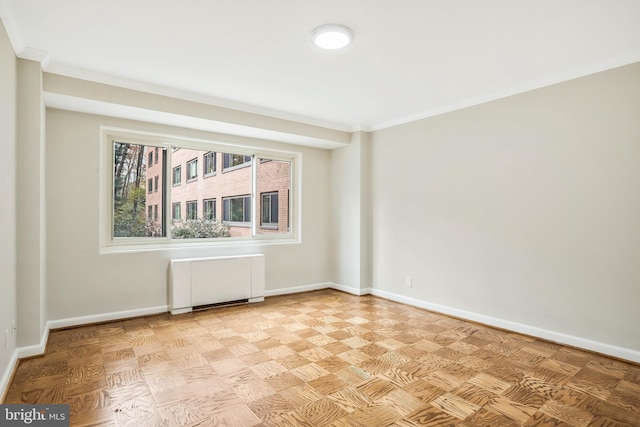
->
[405,276,412,288]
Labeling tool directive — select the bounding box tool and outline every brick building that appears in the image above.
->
[145,147,290,238]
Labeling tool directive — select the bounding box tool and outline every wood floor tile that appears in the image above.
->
[3,289,639,426]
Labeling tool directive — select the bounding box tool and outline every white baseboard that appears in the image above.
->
[265,282,372,297]
[370,288,640,364]
[264,282,330,297]
[0,349,19,401]
[15,324,50,359]
[48,305,169,330]
[328,282,372,296]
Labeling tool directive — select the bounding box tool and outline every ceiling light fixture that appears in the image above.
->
[311,24,353,50]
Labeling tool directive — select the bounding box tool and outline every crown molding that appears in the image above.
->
[0,0,24,53]
[18,46,49,66]
[371,51,640,132]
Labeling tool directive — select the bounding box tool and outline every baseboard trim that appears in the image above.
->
[265,282,372,297]
[328,282,372,296]
[15,323,50,359]
[48,305,169,330]
[369,288,640,364]
[0,350,19,402]
[264,282,330,297]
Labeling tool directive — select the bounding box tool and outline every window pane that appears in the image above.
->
[112,142,164,237]
[172,165,181,186]
[204,199,216,220]
[222,153,251,170]
[256,159,290,234]
[187,158,198,181]
[172,202,181,220]
[204,152,216,176]
[170,149,232,239]
[186,201,197,220]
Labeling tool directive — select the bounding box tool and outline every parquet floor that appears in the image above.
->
[3,290,640,426]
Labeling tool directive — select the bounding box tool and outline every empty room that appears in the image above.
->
[1,1,639,426]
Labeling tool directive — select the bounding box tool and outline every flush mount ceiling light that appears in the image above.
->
[311,24,354,50]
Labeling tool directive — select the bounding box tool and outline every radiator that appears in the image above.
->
[169,254,265,315]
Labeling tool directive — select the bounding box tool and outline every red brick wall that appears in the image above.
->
[144,147,290,238]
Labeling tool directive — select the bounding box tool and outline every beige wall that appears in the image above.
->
[46,109,332,321]
[330,131,371,292]
[369,62,640,353]
[16,58,46,347]
[0,18,17,391]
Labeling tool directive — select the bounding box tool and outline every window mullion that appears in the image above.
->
[251,155,257,237]
[165,146,172,240]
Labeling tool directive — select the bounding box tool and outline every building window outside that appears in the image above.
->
[187,158,198,181]
[261,192,279,227]
[204,199,216,220]
[172,202,181,221]
[109,138,295,244]
[223,195,251,223]
[223,153,251,170]
[186,200,198,220]
[172,165,181,186]
[204,152,216,176]
[148,151,153,166]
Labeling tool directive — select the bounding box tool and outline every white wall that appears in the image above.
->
[46,109,332,322]
[370,62,640,355]
[330,131,372,293]
[0,17,18,395]
[16,58,46,347]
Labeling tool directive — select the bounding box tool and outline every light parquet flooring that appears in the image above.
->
[4,290,640,426]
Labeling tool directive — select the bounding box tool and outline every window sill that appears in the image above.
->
[100,234,300,254]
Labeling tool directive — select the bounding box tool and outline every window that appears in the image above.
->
[204,152,216,176]
[172,165,181,186]
[187,158,198,181]
[223,153,251,170]
[204,199,216,220]
[148,151,153,165]
[186,200,198,220]
[256,159,290,235]
[223,195,251,223]
[112,142,164,238]
[172,202,181,221]
[106,133,296,248]
[261,192,278,227]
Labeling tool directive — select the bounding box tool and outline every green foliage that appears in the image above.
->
[171,219,231,239]
[113,186,155,237]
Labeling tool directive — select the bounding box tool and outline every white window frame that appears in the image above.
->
[99,127,300,252]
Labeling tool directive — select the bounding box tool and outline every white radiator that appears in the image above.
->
[169,254,265,315]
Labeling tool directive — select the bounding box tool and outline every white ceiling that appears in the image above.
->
[3,0,640,132]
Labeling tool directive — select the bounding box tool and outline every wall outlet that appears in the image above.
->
[405,276,412,288]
